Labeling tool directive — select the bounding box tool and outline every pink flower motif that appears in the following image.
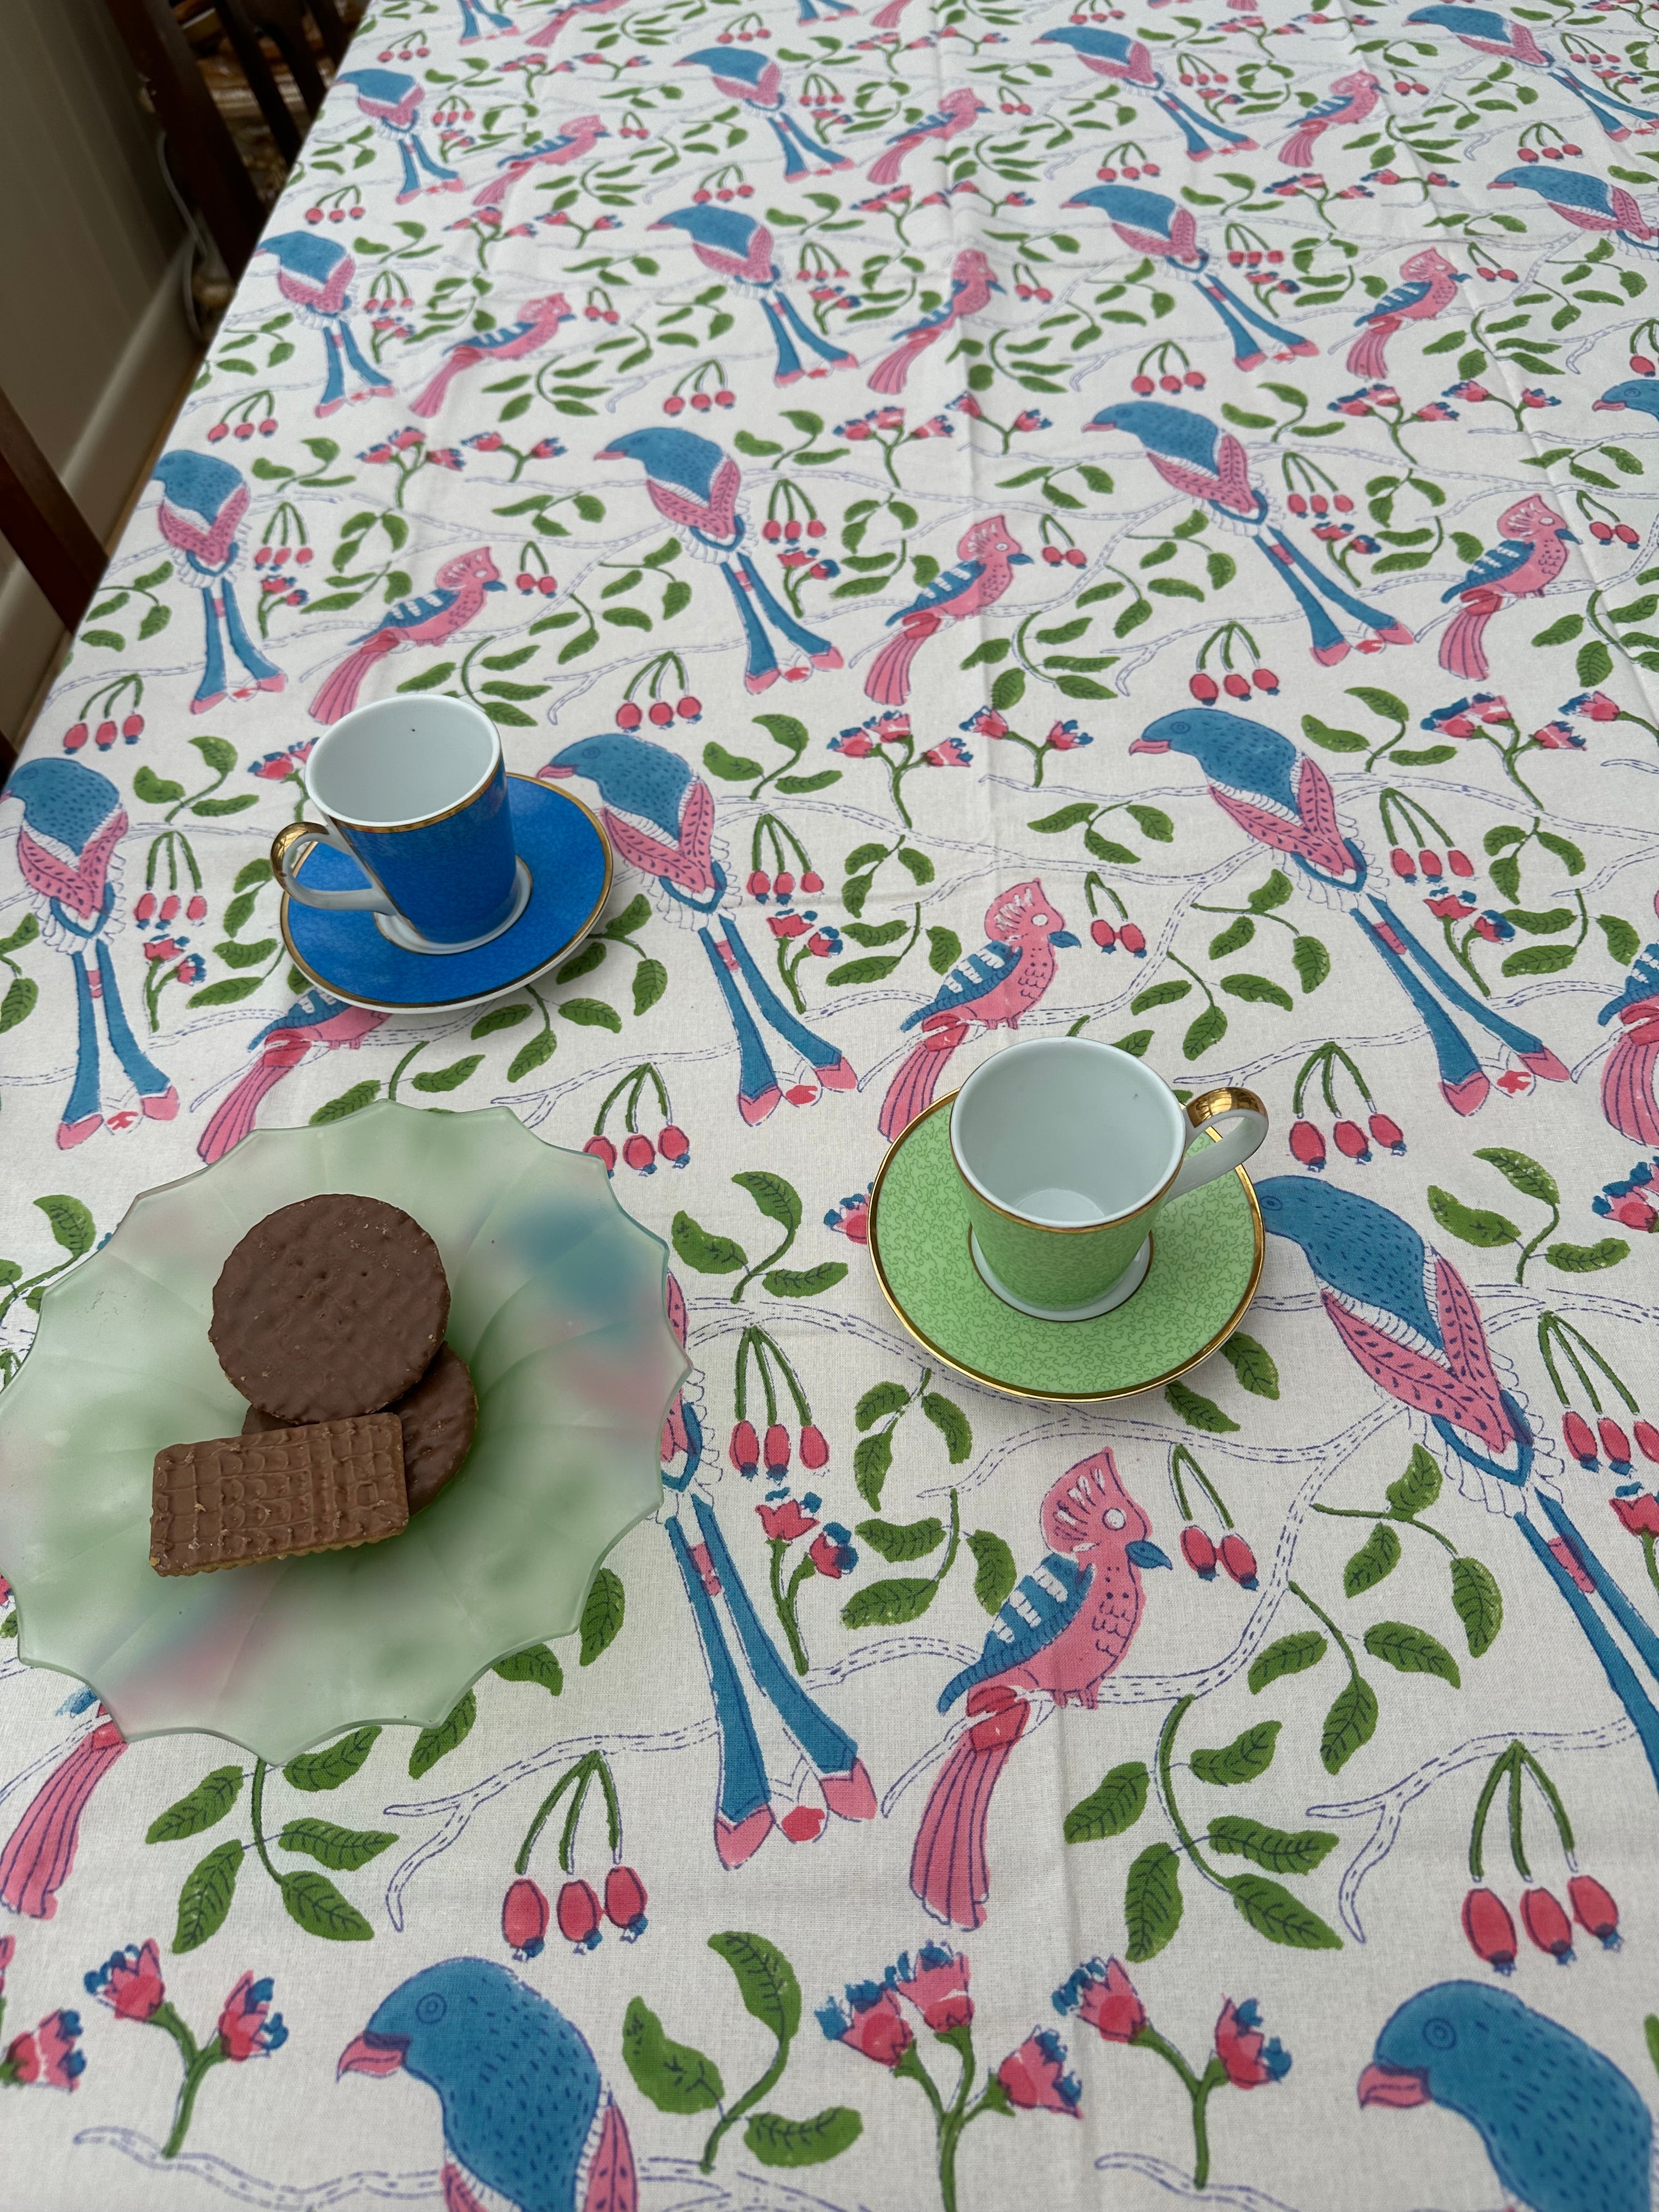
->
[1053,1956,1146,2043]
[84,1939,165,2022]
[809,1525,857,1578]
[1609,1192,1657,1232]
[817,1983,913,2067]
[889,1944,972,2032]
[1612,1492,1659,1536]
[922,736,973,768]
[1568,689,1622,721]
[1214,1998,1290,2087]
[217,1973,287,2061]
[831,731,876,758]
[825,1189,871,1243]
[996,2028,1081,2115]
[758,1499,818,1543]
[0,1718,125,1920]
[1531,720,1584,750]
[2,2008,84,2090]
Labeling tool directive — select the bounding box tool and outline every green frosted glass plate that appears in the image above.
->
[868,1096,1263,1401]
[0,1103,686,1762]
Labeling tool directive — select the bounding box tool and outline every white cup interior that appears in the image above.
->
[305,696,499,828]
[952,1038,1184,1226]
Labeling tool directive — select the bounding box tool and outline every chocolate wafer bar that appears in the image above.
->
[150,1414,408,1577]
[243,1344,477,1512]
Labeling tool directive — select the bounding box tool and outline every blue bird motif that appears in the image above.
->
[2,759,176,1148]
[1133,707,1567,1113]
[256,232,396,416]
[1037,25,1257,160]
[595,427,841,692]
[677,48,850,178]
[1489,164,1659,253]
[151,450,286,715]
[1259,1173,1659,1794]
[1085,399,1414,662]
[1408,6,1659,137]
[649,206,856,384]
[338,1957,635,2212]
[1594,376,1659,419]
[541,731,856,1124]
[1359,1980,1652,2212]
[453,0,514,41]
[336,70,462,201]
[1065,184,1316,370]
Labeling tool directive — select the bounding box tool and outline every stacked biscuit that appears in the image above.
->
[149,1195,478,1577]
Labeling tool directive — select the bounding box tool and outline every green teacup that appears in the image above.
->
[949,1037,1268,1320]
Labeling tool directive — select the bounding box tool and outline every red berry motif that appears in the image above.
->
[1217,1532,1257,1589]
[602,1865,648,1940]
[1181,1525,1217,1578]
[64,722,88,752]
[556,1877,603,1953]
[1367,1113,1404,1154]
[799,1423,830,1469]
[1462,1887,1517,1973]
[502,1877,549,1959]
[763,1423,791,1476]
[187,895,207,922]
[1635,1420,1659,1464]
[96,720,117,751]
[648,701,674,726]
[1520,1887,1575,1962]
[1091,918,1116,950]
[1289,1120,1327,1170]
[678,696,702,721]
[1222,672,1251,700]
[730,1420,760,1477]
[1117,923,1146,956]
[1189,673,1220,703]
[1599,1417,1632,1469]
[135,892,157,924]
[1562,1410,1598,1468]
[1333,1119,1370,1162]
[1567,1874,1620,1948]
[616,702,643,731]
[583,1134,617,1175]
[658,1124,691,1166]
[622,1133,656,1173]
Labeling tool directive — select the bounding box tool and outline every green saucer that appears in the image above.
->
[868,1095,1264,1401]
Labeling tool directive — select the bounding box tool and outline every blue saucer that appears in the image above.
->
[280,774,613,1012]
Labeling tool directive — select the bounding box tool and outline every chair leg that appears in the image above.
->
[303,0,352,64]
[214,0,304,159]
[0,387,108,632]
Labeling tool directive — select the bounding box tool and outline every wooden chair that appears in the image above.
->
[0,385,110,778]
[102,0,353,279]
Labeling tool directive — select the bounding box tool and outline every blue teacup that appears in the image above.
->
[271,697,530,953]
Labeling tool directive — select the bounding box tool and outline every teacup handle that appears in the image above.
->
[271,821,397,916]
[1169,1085,1269,1201]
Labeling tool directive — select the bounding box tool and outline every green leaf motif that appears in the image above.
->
[1165,1380,1239,1434]
[580,1567,626,1666]
[1450,1556,1503,1656]
[967,1529,1016,1616]
[1064,1760,1149,1844]
[856,1516,945,1562]
[0,978,38,1035]
[1184,1004,1228,1058]
[853,1428,895,1511]
[146,1765,245,1844]
[1363,1621,1462,1688]
[921,1392,972,1463]
[1473,1147,1558,1209]
[492,1644,564,1697]
[1300,714,1368,754]
[472,1003,530,1039]
[703,742,764,781]
[284,1726,381,1792]
[173,1839,243,1954]
[733,1170,802,1236]
[311,1081,382,1125]
[411,1054,482,1094]
[1345,1522,1401,1596]
[36,1195,94,1259]
[1209,916,1255,960]
[278,1818,396,1871]
[1545,1238,1629,1273]
[840,1577,938,1628]
[1124,1841,1183,1962]
[509,1031,556,1082]
[927,926,962,976]
[632,958,668,1017]
[856,1382,909,1429]
[1292,935,1331,993]
[1208,1816,1337,1876]
[622,1997,725,2114]
[1228,1874,1343,1950]
[1248,871,1293,912]
[671,1212,747,1274]
[709,1929,801,2045]
[1248,1632,1327,1695]
[745,2107,862,2168]
[1598,914,1641,964]
[409,1691,476,1779]
[1386,1446,1442,1518]
[281,1868,374,1941]
[1320,1675,1379,1775]
[764,1262,849,1298]
[1191,1720,1280,1787]
[1577,638,1615,689]
[1426,1186,1519,1249]
[1221,1332,1278,1399]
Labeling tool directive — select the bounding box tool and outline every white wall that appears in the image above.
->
[0,0,200,742]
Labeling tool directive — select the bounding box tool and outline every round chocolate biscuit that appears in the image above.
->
[243,1344,477,1512]
[212,1194,449,1425]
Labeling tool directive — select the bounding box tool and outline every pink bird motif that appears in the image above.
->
[197,991,388,1163]
[470,117,607,209]
[1279,70,1382,168]
[309,547,507,724]
[1345,247,1468,380]
[410,293,575,419]
[522,0,626,46]
[1438,494,1577,681]
[867,87,984,187]
[879,879,1077,1140]
[911,1449,1168,1931]
[864,514,1030,707]
[868,247,999,396]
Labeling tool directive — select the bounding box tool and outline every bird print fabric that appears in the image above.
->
[5,0,1659,2205]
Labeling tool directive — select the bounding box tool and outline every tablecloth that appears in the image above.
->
[3,0,1659,2203]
